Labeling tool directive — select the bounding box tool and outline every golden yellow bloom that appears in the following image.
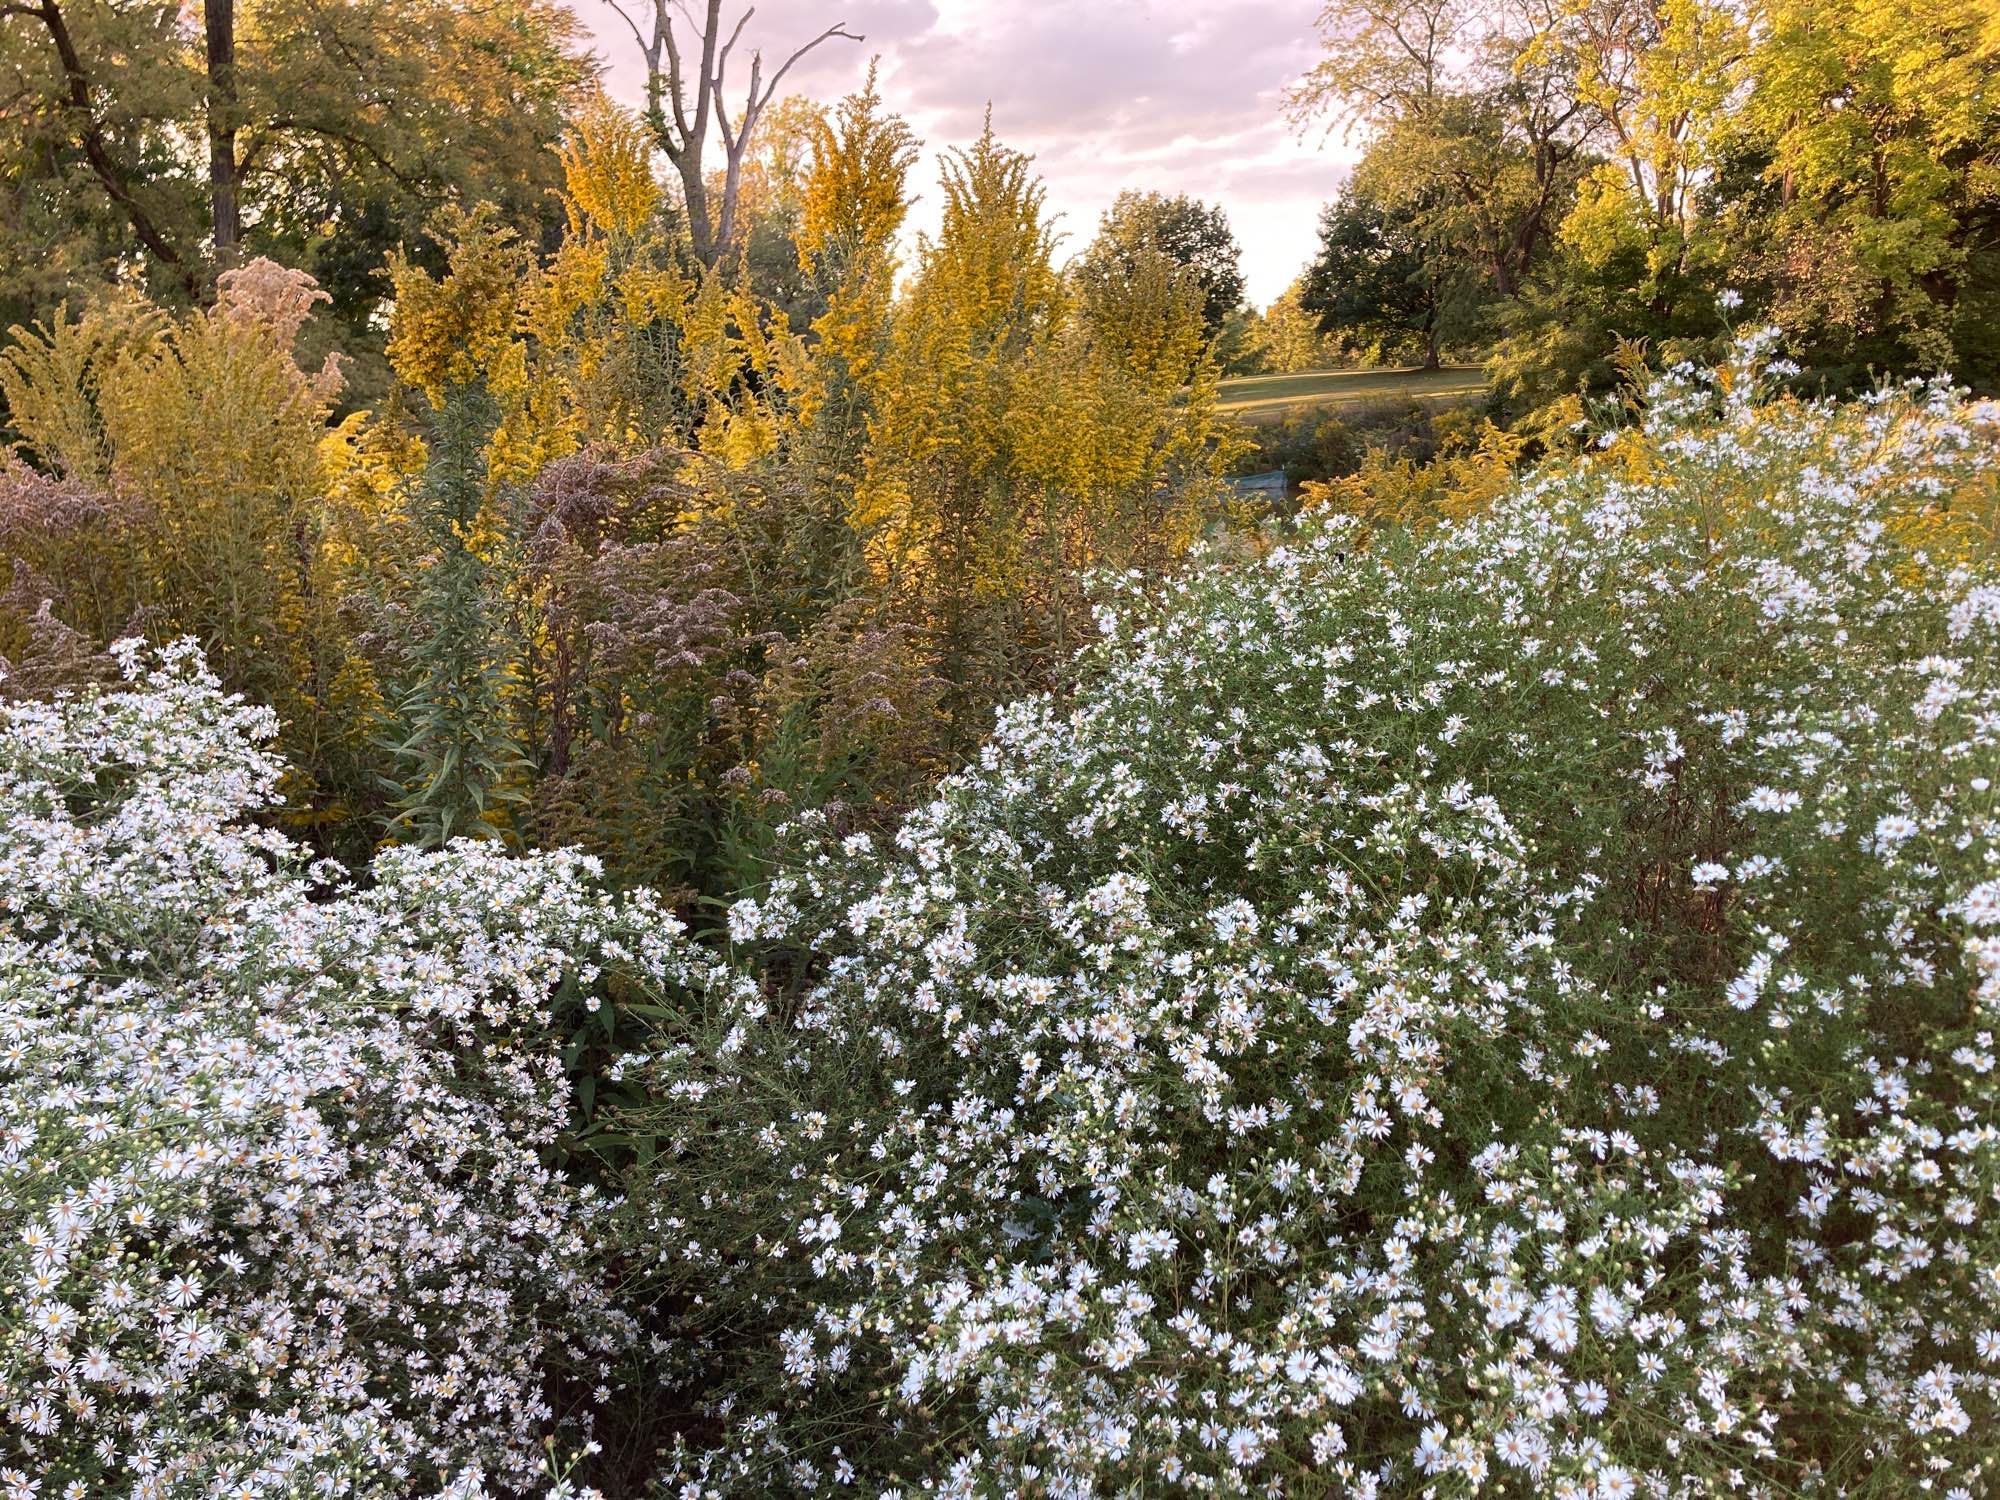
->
[557,95,661,242]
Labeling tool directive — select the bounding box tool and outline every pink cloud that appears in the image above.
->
[582,0,1353,303]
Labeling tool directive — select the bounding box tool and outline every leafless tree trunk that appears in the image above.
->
[604,0,862,265]
[204,0,241,260]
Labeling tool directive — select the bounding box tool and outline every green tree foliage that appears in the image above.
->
[1302,158,1483,367]
[1292,0,1592,302]
[1076,189,1248,337]
[1735,0,2000,383]
[0,0,589,366]
[1294,0,2000,428]
[1231,279,1346,374]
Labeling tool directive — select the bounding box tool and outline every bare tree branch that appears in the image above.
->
[600,0,651,62]
[716,4,753,77]
[617,0,861,265]
[657,3,691,148]
[756,23,861,110]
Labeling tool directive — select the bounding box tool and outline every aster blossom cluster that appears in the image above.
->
[0,641,712,1497]
[626,345,2000,1497]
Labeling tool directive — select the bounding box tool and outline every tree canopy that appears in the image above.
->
[1290,0,2000,413]
[1077,189,1247,337]
[0,0,590,358]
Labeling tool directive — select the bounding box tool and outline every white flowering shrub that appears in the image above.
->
[626,353,2000,1497]
[0,641,711,1498]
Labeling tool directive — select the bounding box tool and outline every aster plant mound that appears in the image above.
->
[628,344,2000,1497]
[0,641,715,1497]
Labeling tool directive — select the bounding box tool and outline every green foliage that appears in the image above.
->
[1077,190,1247,337]
[1294,0,2000,432]
[1735,0,2000,386]
[380,386,527,847]
[1292,1,1590,303]
[1301,173,1477,368]
[0,0,589,362]
[1229,279,1348,375]
[1482,231,1729,441]
[1239,394,1479,488]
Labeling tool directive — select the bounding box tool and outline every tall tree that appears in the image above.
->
[1239,279,1344,373]
[1076,190,1247,337]
[0,0,590,338]
[1554,0,1744,316]
[1302,173,1471,368]
[203,0,238,259]
[1290,0,1592,299]
[0,0,209,303]
[1737,0,2000,380]
[603,0,862,266]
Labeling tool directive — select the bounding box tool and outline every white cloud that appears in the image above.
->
[581,0,1355,303]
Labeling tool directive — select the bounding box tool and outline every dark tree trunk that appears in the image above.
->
[204,0,240,262]
[1505,199,1549,293]
[677,155,713,264]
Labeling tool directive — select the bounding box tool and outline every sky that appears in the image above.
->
[582,0,1358,307]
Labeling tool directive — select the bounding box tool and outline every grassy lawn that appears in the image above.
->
[1218,364,1486,419]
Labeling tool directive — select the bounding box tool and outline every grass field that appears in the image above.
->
[1218,364,1486,419]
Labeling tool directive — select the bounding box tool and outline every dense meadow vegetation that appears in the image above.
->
[4,351,1998,1498]
[2,0,1999,1495]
